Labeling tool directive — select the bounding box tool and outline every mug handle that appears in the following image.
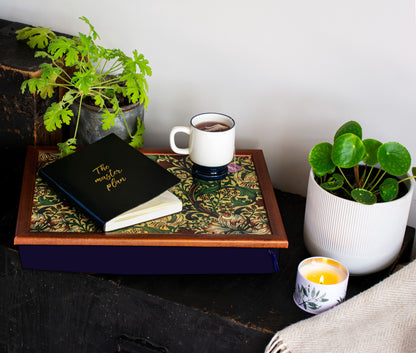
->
[169,126,191,155]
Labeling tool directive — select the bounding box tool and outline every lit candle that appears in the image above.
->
[301,259,345,285]
[293,257,349,314]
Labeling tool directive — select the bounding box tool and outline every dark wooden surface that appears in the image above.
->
[0,246,271,353]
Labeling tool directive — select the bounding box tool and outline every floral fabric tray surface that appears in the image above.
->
[15,148,288,248]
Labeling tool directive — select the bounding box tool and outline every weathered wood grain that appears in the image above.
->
[0,246,272,353]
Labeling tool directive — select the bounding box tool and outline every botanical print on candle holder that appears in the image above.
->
[294,283,331,312]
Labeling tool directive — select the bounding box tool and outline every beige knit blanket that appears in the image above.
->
[265,260,416,353]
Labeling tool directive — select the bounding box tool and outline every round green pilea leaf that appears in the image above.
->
[309,142,336,177]
[351,188,377,205]
[332,133,365,169]
[321,173,344,191]
[379,178,399,202]
[362,139,382,166]
[334,121,362,141]
[378,142,411,176]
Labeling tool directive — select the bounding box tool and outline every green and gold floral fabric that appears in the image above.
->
[31,153,272,235]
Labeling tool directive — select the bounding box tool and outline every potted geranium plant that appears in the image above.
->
[16,16,151,156]
[304,121,415,275]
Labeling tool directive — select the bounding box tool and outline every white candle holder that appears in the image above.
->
[293,257,349,314]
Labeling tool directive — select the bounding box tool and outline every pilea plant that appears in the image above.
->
[309,121,416,205]
[16,16,151,156]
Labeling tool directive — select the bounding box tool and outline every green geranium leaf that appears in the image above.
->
[60,107,74,125]
[21,77,44,94]
[61,89,78,105]
[332,133,365,168]
[44,103,64,131]
[321,173,344,191]
[351,188,377,205]
[334,121,362,141]
[133,49,152,76]
[139,93,149,110]
[309,142,335,177]
[39,63,60,81]
[57,138,77,157]
[378,142,411,176]
[79,16,101,41]
[101,109,115,130]
[20,80,30,94]
[34,51,54,60]
[77,33,94,57]
[362,139,382,166]
[129,119,145,148]
[110,96,121,115]
[16,26,56,49]
[93,95,105,108]
[72,70,95,95]
[413,167,416,177]
[125,75,141,103]
[48,36,75,59]
[44,103,74,131]
[64,47,81,66]
[379,178,399,202]
[39,83,56,99]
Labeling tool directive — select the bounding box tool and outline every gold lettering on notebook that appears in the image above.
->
[92,163,127,191]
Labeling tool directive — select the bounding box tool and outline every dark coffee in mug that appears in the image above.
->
[195,121,230,132]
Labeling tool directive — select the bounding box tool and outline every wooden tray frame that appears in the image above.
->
[15,147,288,249]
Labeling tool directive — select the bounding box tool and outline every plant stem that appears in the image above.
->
[367,167,382,189]
[354,165,360,187]
[340,186,350,195]
[73,95,83,139]
[361,166,374,189]
[338,167,354,190]
[398,176,416,184]
[369,171,387,193]
[120,109,132,138]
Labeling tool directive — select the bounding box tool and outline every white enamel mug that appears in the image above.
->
[169,112,235,168]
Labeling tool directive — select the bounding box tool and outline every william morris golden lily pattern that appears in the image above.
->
[31,153,272,235]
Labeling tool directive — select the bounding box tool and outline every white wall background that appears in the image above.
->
[1,0,416,228]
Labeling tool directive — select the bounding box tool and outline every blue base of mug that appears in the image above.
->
[192,163,229,181]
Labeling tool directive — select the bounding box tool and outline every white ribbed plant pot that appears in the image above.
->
[304,169,414,275]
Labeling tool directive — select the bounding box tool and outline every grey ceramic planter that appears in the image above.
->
[71,100,144,146]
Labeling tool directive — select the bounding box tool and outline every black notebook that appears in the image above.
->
[39,134,182,232]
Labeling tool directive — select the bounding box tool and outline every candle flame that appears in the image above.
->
[319,275,325,284]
